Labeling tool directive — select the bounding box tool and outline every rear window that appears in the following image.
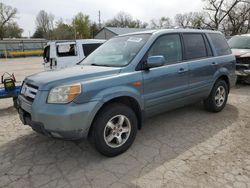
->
[82,43,102,57]
[183,33,207,60]
[208,33,231,56]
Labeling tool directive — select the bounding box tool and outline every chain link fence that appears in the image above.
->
[0,39,47,58]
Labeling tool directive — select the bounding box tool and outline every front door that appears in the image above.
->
[142,34,189,116]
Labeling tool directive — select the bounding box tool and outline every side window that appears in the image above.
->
[148,34,182,65]
[208,33,231,56]
[56,44,77,57]
[183,33,207,60]
[82,43,102,57]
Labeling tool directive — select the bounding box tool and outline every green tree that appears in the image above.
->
[0,2,18,39]
[3,22,23,38]
[72,13,91,39]
[52,19,74,40]
[90,22,99,38]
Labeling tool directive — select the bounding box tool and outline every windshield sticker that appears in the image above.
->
[127,37,142,43]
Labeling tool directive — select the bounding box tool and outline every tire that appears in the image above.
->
[13,97,18,109]
[91,103,138,157]
[204,80,228,112]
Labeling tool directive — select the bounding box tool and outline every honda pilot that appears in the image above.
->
[18,29,236,157]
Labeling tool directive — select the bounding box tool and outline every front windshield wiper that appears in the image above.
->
[90,63,112,67]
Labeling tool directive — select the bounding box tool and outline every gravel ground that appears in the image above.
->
[0,57,250,188]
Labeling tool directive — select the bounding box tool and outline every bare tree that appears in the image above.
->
[223,1,250,35]
[35,10,54,39]
[203,0,244,30]
[150,17,172,29]
[0,2,17,39]
[105,12,148,28]
[175,12,205,28]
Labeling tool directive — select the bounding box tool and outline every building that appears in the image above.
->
[94,27,149,40]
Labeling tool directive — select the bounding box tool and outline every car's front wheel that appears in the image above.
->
[92,103,138,157]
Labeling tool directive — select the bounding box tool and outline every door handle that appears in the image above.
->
[211,62,217,65]
[178,68,188,74]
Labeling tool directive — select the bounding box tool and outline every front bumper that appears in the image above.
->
[18,94,102,139]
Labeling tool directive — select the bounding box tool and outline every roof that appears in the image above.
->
[103,27,150,35]
[118,28,221,37]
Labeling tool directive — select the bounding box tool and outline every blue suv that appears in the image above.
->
[18,29,236,156]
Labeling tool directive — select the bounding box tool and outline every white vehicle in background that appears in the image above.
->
[43,39,105,70]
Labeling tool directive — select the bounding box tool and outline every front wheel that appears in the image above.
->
[91,103,138,157]
[204,80,228,112]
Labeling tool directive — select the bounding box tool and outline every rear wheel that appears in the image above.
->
[91,103,138,157]
[204,80,228,112]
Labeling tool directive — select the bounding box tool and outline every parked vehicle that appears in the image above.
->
[228,34,250,83]
[43,39,105,70]
[18,29,236,157]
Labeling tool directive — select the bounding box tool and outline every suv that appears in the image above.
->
[228,34,250,83]
[18,29,236,157]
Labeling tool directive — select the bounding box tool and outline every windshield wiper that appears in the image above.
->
[90,63,112,67]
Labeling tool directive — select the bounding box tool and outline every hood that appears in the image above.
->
[231,49,250,58]
[25,65,121,90]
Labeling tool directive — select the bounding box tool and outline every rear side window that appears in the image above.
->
[57,44,77,57]
[183,33,207,60]
[208,33,231,56]
[82,43,102,57]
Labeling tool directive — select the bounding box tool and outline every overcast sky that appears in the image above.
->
[2,0,204,37]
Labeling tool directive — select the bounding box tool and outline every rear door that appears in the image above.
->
[56,42,80,69]
[182,33,216,100]
[143,34,189,115]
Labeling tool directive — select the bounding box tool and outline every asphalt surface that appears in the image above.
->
[0,57,250,188]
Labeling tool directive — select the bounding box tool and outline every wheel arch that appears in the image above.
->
[88,96,143,138]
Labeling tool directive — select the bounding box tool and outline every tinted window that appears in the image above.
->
[183,33,207,60]
[209,33,231,55]
[82,43,102,57]
[148,34,182,64]
[57,44,77,57]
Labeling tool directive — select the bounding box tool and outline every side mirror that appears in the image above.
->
[145,56,165,69]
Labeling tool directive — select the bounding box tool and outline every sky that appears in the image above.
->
[2,0,204,37]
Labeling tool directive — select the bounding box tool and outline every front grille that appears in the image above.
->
[20,83,38,102]
[236,57,250,71]
[236,57,250,64]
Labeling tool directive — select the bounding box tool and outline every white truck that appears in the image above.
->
[43,39,105,70]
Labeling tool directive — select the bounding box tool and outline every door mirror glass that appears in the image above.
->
[146,56,165,69]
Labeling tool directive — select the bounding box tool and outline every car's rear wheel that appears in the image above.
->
[204,80,228,112]
[91,103,137,157]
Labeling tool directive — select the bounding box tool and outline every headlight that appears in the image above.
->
[47,83,81,104]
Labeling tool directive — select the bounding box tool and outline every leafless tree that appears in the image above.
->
[150,17,172,29]
[105,12,148,28]
[203,0,244,30]
[175,12,206,28]
[35,10,54,39]
[0,2,17,39]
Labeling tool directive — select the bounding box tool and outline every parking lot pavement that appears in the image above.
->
[0,58,250,188]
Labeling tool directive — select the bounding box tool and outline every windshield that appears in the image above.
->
[81,34,150,67]
[228,36,250,49]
